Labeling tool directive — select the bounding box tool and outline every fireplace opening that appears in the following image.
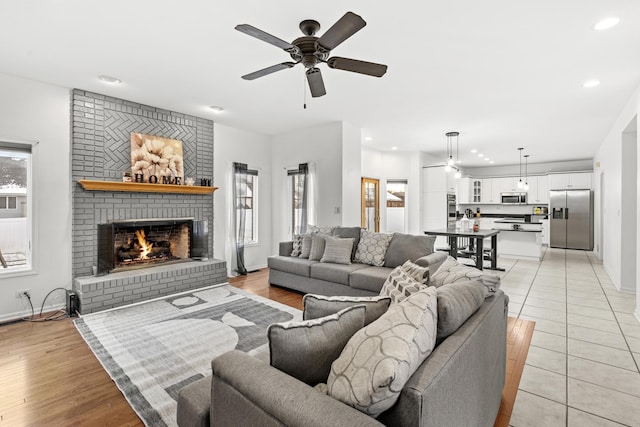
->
[97,218,208,275]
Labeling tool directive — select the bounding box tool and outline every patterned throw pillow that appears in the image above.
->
[290,234,304,257]
[401,260,430,285]
[309,234,327,261]
[268,305,366,386]
[303,294,391,326]
[299,235,313,259]
[326,287,438,417]
[320,237,354,265]
[308,225,335,235]
[430,256,500,297]
[379,266,427,304]
[354,230,394,266]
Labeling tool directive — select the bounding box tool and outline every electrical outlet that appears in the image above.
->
[15,289,31,298]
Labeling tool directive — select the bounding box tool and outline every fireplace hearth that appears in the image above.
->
[97,218,208,275]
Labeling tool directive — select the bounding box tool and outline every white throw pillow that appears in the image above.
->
[354,229,393,266]
[430,256,500,297]
[401,260,430,285]
[327,287,438,417]
[379,266,427,304]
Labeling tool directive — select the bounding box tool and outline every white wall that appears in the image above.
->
[214,124,272,275]
[271,122,343,254]
[341,122,361,226]
[0,73,71,321]
[593,82,640,314]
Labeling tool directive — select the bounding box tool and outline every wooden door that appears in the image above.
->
[361,178,380,231]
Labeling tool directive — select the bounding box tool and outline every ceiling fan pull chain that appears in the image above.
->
[303,71,307,109]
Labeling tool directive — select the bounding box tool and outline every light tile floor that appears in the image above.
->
[495,248,640,427]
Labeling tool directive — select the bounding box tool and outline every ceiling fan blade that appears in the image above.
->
[242,62,297,80]
[306,68,326,97]
[316,12,366,51]
[327,57,388,77]
[235,24,300,54]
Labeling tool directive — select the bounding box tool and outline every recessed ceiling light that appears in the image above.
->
[209,106,224,113]
[470,149,478,153]
[489,161,495,164]
[484,158,490,161]
[365,137,373,141]
[478,153,484,158]
[391,146,398,150]
[594,17,620,30]
[583,80,600,88]
[98,75,122,84]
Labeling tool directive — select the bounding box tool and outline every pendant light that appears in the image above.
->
[523,154,529,191]
[444,131,459,172]
[517,147,524,189]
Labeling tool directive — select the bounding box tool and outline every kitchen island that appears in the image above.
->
[493,220,543,261]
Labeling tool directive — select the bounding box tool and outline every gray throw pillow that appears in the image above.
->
[327,287,438,417]
[430,256,500,297]
[303,294,391,326]
[354,229,394,266]
[320,237,354,265]
[268,305,366,386]
[290,234,304,257]
[299,234,313,259]
[384,233,436,268]
[309,234,327,261]
[379,266,427,304]
[332,226,362,261]
[436,280,486,340]
[401,260,430,285]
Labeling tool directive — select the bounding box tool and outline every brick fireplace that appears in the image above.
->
[71,90,226,313]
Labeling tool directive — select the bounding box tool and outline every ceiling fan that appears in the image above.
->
[235,11,388,98]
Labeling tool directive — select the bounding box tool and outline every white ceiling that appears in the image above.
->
[1,0,639,167]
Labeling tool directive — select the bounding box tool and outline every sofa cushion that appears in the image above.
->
[332,226,362,261]
[401,260,430,285]
[267,256,318,277]
[384,234,436,268]
[268,305,366,386]
[303,294,391,326]
[355,229,394,266]
[379,266,428,304]
[309,234,327,261]
[327,287,438,417]
[299,234,313,259]
[436,280,485,340]
[320,237,354,265]
[176,375,211,427]
[310,262,369,285]
[430,256,501,297]
[291,234,304,257]
[348,266,393,293]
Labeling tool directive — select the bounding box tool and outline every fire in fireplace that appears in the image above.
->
[97,218,208,275]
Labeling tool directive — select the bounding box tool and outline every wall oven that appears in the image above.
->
[501,192,527,205]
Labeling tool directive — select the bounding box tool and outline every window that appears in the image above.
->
[386,179,407,233]
[236,170,258,245]
[0,142,31,271]
[288,164,308,236]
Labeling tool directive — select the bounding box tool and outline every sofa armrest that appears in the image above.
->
[279,241,294,256]
[414,251,447,272]
[212,350,383,427]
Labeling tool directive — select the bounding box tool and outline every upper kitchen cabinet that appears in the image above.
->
[422,166,457,193]
[548,172,592,190]
[499,176,521,193]
[457,177,471,204]
[481,178,501,204]
[526,175,549,204]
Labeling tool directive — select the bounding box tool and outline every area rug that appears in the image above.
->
[74,284,300,427]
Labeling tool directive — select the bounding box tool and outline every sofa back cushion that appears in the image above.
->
[355,229,394,266]
[332,227,362,261]
[268,305,366,386]
[384,233,436,268]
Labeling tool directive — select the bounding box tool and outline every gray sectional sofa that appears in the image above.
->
[267,227,448,296]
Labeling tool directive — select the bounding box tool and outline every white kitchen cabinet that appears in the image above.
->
[540,219,549,245]
[481,178,501,204]
[457,177,471,204]
[499,177,521,193]
[472,179,482,203]
[446,169,457,193]
[548,172,592,190]
[526,175,549,204]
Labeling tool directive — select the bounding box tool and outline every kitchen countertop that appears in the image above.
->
[494,220,543,224]
[492,228,542,233]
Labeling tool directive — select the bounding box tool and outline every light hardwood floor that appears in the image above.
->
[0,269,531,426]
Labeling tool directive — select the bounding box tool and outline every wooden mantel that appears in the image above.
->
[78,180,217,195]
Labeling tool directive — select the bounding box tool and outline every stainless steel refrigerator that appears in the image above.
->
[550,189,593,250]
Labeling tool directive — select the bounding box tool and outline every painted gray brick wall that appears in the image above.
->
[71,89,215,278]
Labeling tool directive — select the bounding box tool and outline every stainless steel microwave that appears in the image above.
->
[501,192,527,205]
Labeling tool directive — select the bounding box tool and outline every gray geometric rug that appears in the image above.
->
[74,284,300,427]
